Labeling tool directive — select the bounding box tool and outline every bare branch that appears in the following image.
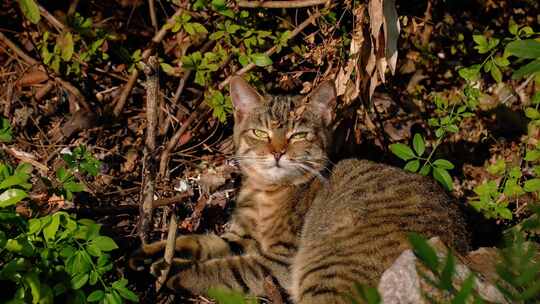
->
[238,0,329,8]
[113,7,185,116]
[138,56,160,245]
[0,32,39,66]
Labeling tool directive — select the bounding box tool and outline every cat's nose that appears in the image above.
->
[273,151,284,163]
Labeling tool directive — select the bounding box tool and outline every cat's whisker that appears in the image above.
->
[294,163,328,184]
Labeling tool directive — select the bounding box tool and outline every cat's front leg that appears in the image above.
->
[164,254,287,297]
[129,234,236,270]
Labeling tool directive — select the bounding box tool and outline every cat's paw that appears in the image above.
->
[150,257,192,277]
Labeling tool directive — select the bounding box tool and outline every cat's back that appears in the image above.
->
[305,158,469,252]
[291,159,469,302]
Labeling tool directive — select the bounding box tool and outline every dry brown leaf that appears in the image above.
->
[18,69,49,87]
[121,149,139,173]
[368,0,384,40]
[383,0,400,74]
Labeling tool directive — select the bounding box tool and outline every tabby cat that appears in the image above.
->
[132,77,470,303]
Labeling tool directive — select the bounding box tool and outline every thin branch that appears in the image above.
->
[138,56,160,245]
[38,5,65,31]
[156,210,177,291]
[158,101,205,177]
[113,7,185,116]
[218,10,321,89]
[238,0,329,8]
[0,32,39,66]
[148,0,158,32]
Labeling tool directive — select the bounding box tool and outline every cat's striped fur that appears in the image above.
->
[132,77,469,303]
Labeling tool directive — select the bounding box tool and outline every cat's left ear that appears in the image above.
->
[308,80,336,126]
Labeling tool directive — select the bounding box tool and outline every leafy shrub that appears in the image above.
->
[0,161,137,304]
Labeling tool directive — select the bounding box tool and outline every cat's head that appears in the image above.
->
[230,76,336,187]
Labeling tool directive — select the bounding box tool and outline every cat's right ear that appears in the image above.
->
[229,76,262,120]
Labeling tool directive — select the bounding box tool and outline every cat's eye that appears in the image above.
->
[290,132,308,140]
[252,129,269,139]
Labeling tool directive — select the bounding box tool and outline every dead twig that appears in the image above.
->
[159,100,205,177]
[155,209,178,291]
[0,144,49,173]
[148,0,159,32]
[218,10,322,89]
[113,7,185,116]
[38,5,65,31]
[0,32,39,66]
[238,0,329,8]
[138,56,160,245]
[152,192,192,208]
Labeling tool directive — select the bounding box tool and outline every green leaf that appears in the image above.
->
[6,237,34,256]
[211,0,227,10]
[404,160,420,173]
[509,19,518,35]
[525,107,540,120]
[184,23,195,35]
[0,173,30,190]
[18,0,41,24]
[439,252,455,291]
[524,178,540,192]
[490,64,502,83]
[160,63,176,76]
[494,56,510,67]
[250,53,272,67]
[87,290,105,302]
[458,64,481,82]
[433,167,453,191]
[412,134,425,156]
[92,236,118,252]
[86,243,102,257]
[114,285,139,302]
[208,288,254,304]
[433,159,455,170]
[512,59,540,79]
[389,143,415,161]
[451,274,475,304]
[408,233,439,272]
[23,272,41,304]
[63,181,85,193]
[59,32,74,61]
[506,39,540,59]
[43,213,60,241]
[71,273,89,290]
[498,207,513,220]
[525,150,540,161]
[0,188,28,208]
[28,218,42,234]
[419,165,431,176]
[472,35,487,48]
[353,283,381,304]
[0,230,6,248]
[89,270,99,285]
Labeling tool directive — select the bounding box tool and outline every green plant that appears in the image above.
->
[0,117,13,142]
[495,208,540,302]
[408,233,482,304]
[390,78,479,191]
[390,133,455,191]
[458,21,539,82]
[455,22,540,221]
[0,162,138,304]
[207,288,258,304]
[62,145,102,177]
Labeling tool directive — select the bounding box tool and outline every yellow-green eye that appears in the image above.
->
[291,132,308,140]
[252,129,269,139]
